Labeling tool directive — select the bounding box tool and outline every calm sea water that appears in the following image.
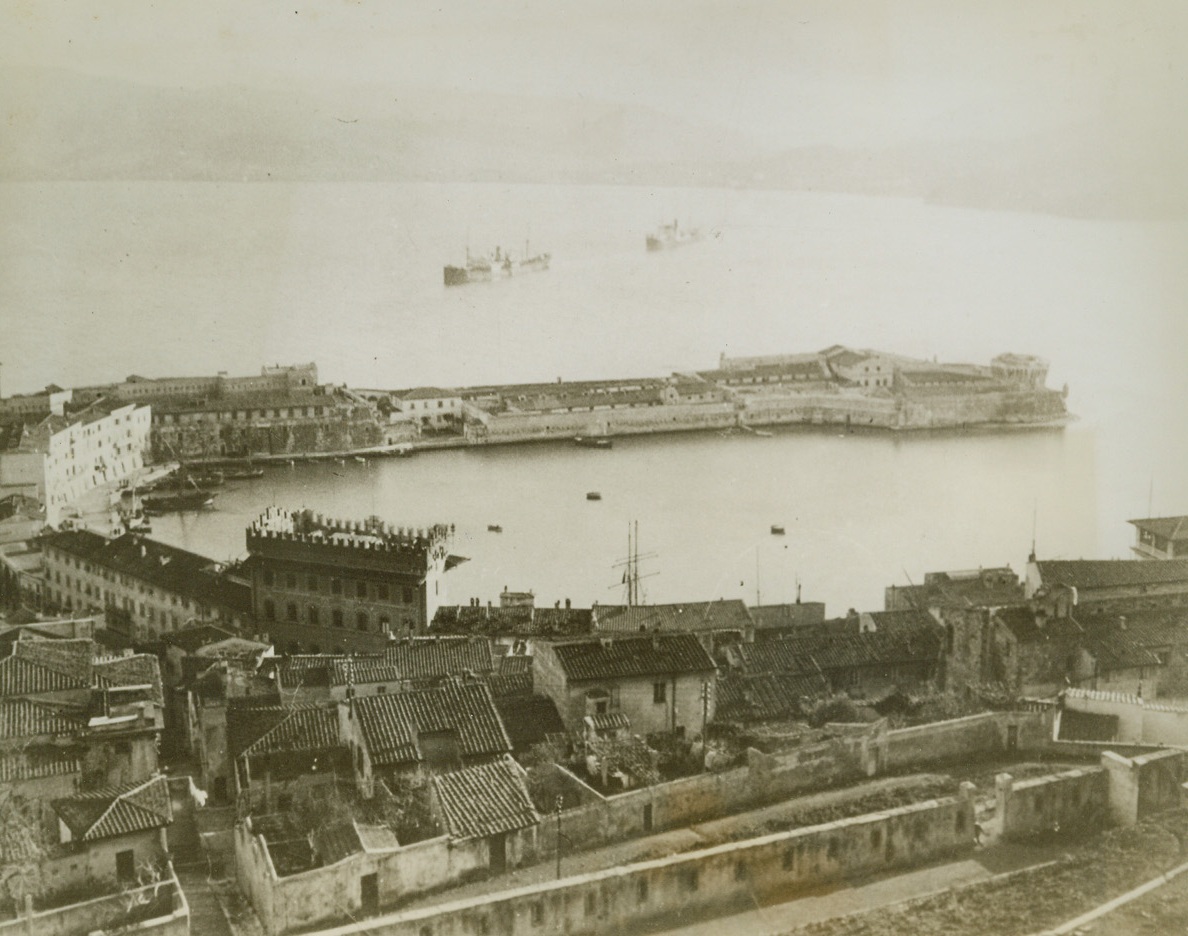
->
[3,182,1186,613]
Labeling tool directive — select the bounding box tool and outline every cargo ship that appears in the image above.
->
[646,219,702,252]
[444,242,551,286]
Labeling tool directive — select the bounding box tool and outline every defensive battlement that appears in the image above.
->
[247,507,452,557]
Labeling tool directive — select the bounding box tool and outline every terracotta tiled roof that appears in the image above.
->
[227,705,341,758]
[0,655,88,697]
[53,775,172,842]
[1035,559,1188,590]
[595,601,753,634]
[994,608,1084,643]
[487,672,533,698]
[748,603,828,630]
[499,655,532,676]
[11,637,95,685]
[494,694,565,750]
[0,747,81,782]
[717,672,829,722]
[584,712,630,731]
[354,683,510,767]
[0,697,86,740]
[550,634,716,681]
[431,758,538,840]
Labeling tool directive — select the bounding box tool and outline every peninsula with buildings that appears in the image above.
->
[0,347,1069,518]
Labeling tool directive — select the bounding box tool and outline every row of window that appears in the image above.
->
[262,599,391,633]
[159,406,328,424]
[261,569,414,604]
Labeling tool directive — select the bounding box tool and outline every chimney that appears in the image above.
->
[565,598,571,610]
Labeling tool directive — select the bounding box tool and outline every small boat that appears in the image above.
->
[224,467,265,481]
[354,456,367,464]
[394,445,415,457]
[488,524,503,533]
[753,430,774,438]
[126,516,152,534]
[142,490,216,515]
[586,492,602,501]
[574,436,612,450]
[771,525,785,536]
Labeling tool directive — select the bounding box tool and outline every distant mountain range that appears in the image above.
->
[2,66,1184,219]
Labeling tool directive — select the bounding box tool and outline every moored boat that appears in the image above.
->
[444,243,550,286]
[224,467,265,480]
[142,490,216,514]
[574,435,612,449]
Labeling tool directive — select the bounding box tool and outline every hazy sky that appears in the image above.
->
[3,0,1184,149]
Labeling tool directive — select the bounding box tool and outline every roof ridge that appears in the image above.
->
[80,775,160,838]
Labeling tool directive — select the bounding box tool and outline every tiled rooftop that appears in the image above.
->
[431,758,539,840]
[53,775,172,842]
[493,694,566,750]
[432,604,593,638]
[735,621,942,676]
[1035,558,1188,590]
[0,697,87,741]
[1129,516,1188,540]
[550,633,716,682]
[353,683,510,767]
[0,747,81,783]
[717,672,830,722]
[227,705,342,759]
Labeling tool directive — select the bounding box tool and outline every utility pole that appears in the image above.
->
[701,680,710,740]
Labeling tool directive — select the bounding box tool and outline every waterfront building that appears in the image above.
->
[40,530,252,640]
[1130,515,1188,560]
[389,387,464,432]
[0,398,151,527]
[533,633,717,736]
[245,508,455,653]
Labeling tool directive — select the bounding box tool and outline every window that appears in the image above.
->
[357,612,369,632]
[376,583,389,601]
[584,893,597,917]
[402,586,413,604]
[331,578,342,596]
[333,609,344,628]
[637,879,648,903]
[308,607,319,626]
[286,573,297,589]
[530,903,543,926]
[263,600,275,622]
[379,614,391,633]
[376,685,387,693]
[653,682,667,704]
[287,602,298,622]
[356,581,367,599]
[307,575,318,592]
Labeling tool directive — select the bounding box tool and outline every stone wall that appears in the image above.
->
[0,871,187,936]
[1101,748,1188,827]
[883,711,1050,771]
[996,767,1108,840]
[152,415,384,461]
[308,793,976,936]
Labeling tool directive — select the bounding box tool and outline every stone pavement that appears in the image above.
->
[176,866,235,936]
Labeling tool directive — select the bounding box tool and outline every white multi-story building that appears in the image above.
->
[0,399,152,527]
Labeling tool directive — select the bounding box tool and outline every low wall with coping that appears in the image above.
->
[539,730,879,856]
[312,791,977,936]
[0,872,187,936]
[996,767,1108,841]
[883,711,1050,771]
[1101,748,1188,827]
